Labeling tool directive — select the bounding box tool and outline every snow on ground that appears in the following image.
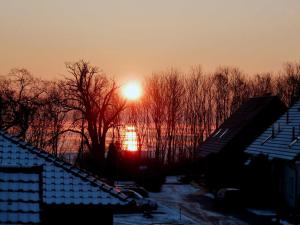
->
[279,220,293,225]
[114,176,250,225]
[246,208,276,217]
[114,206,199,225]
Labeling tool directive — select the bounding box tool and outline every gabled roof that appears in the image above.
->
[0,130,129,210]
[246,100,300,160]
[198,96,286,158]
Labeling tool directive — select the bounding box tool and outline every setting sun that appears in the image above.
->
[121,81,142,101]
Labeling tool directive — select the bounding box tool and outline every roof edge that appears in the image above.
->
[0,130,130,203]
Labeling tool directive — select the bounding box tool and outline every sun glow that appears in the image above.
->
[123,126,138,151]
[121,81,142,101]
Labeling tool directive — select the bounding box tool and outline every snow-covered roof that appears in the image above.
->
[0,167,41,224]
[245,100,300,160]
[198,96,286,157]
[0,129,130,223]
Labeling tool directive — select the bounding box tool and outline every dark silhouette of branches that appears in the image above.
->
[0,68,44,139]
[1,60,299,167]
[62,60,126,169]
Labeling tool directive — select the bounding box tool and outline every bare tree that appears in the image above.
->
[213,67,230,128]
[229,68,250,114]
[2,60,299,167]
[62,60,126,168]
[164,69,185,164]
[276,62,300,106]
[184,66,207,159]
[251,73,273,96]
[146,74,167,162]
[123,88,152,158]
[0,69,43,139]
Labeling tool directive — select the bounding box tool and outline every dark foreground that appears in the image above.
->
[114,176,274,225]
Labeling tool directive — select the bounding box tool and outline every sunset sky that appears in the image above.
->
[1,0,300,81]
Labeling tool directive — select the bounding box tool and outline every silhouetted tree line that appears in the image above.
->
[0,60,299,170]
[128,63,300,165]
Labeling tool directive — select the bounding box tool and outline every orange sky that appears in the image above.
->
[1,0,300,81]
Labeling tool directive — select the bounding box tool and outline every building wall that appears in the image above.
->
[42,205,113,225]
[283,164,296,208]
[296,162,300,209]
[282,162,300,209]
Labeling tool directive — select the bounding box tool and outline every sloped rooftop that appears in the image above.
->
[0,167,41,224]
[198,96,286,158]
[0,130,130,210]
[246,100,300,160]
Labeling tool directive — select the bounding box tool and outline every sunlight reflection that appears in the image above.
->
[123,126,138,151]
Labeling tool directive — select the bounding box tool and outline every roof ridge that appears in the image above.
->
[0,130,129,202]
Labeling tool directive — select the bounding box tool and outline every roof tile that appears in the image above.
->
[246,100,300,160]
[0,130,130,224]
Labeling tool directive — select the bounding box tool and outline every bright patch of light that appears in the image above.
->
[123,126,138,151]
[122,81,142,101]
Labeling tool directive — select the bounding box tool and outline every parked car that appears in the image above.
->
[115,183,149,197]
[216,188,242,207]
[128,186,149,198]
[121,189,157,211]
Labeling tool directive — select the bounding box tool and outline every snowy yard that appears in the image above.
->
[114,176,250,225]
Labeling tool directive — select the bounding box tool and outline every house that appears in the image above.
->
[245,100,300,209]
[197,96,286,189]
[0,130,131,225]
[198,96,286,158]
